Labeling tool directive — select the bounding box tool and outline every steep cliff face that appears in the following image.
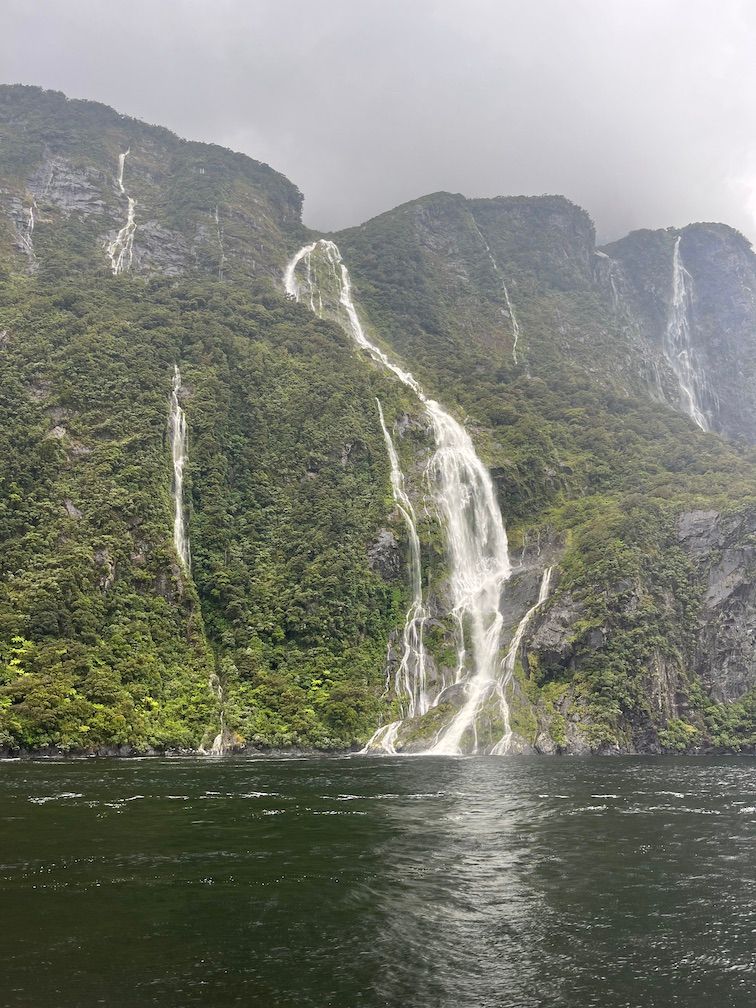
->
[0,86,754,754]
[603,224,756,443]
[333,193,756,754]
[677,508,756,703]
[0,85,304,283]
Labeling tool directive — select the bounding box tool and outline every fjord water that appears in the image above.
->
[1,758,753,1008]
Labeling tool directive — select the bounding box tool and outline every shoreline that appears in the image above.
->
[1,744,753,761]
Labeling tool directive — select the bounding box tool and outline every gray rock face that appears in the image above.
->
[128,219,190,276]
[63,499,83,519]
[678,508,756,702]
[2,193,38,272]
[604,225,756,443]
[529,591,583,670]
[367,528,401,580]
[28,156,109,216]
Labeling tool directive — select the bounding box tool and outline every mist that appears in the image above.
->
[3,0,756,242]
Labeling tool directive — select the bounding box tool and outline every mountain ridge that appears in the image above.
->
[0,84,753,756]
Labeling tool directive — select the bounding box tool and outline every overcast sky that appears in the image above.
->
[3,0,756,242]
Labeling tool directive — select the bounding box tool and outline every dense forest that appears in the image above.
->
[0,86,754,754]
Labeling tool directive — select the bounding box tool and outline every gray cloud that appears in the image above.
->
[3,0,756,242]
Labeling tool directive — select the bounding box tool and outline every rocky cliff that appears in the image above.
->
[0,85,754,755]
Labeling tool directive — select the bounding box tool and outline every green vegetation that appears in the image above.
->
[1,88,754,754]
[0,273,412,751]
[339,193,756,752]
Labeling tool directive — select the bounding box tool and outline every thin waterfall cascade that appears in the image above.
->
[24,201,36,250]
[490,566,554,755]
[285,239,513,755]
[106,151,136,275]
[664,237,712,432]
[374,399,430,719]
[168,365,191,571]
[470,217,522,364]
[203,669,227,756]
[19,199,37,267]
[594,249,622,314]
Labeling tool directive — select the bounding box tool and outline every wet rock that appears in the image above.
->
[131,219,189,275]
[679,508,756,703]
[63,499,83,519]
[676,509,723,556]
[94,548,115,590]
[368,528,401,580]
[28,155,108,216]
[529,592,583,669]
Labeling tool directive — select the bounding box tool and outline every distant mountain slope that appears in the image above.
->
[0,85,304,283]
[0,86,753,755]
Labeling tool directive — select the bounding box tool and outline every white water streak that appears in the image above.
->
[490,567,553,755]
[19,199,37,267]
[285,240,512,755]
[203,669,227,755]
[107,151,136,274]
[664,237,709,432]
[470,217,522,364]
[116,150,129,193]
[360,720,401,755]
[376,399,430,718]
[168,366,191,571]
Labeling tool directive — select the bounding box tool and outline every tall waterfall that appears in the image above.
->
[285,240,513,754]
[168,366,191,571]
[664,237,710,432]
[106,151,136,275]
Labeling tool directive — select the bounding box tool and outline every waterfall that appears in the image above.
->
[19,199,37,269]
[116,150,129,193]
[375,399,429,718]
[25,201,35,248]
[204,669,227,756]
[469,217,522,364]
[664,237,710,432]
[490,567,553,755]
[106,151,136,274]
[285,240,513,755]
[361,720,402,755]
[168,365,191,571]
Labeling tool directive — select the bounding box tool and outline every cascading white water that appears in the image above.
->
[362,720,402,755]
[168,365,191,571]
[285,240,513,755]
[18,199,37,267]
[664,237,710,432]
[26,202,35,244]
[204,669,227,756]
[375,399,429,718]
[470,217,522,364]
[116,150,129,193]
[106,151,136,274]
[490,566,553,755]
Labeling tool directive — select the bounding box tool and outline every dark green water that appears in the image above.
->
[0,756,753,1007]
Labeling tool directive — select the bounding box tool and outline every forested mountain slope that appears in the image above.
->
[0,86,753,755]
